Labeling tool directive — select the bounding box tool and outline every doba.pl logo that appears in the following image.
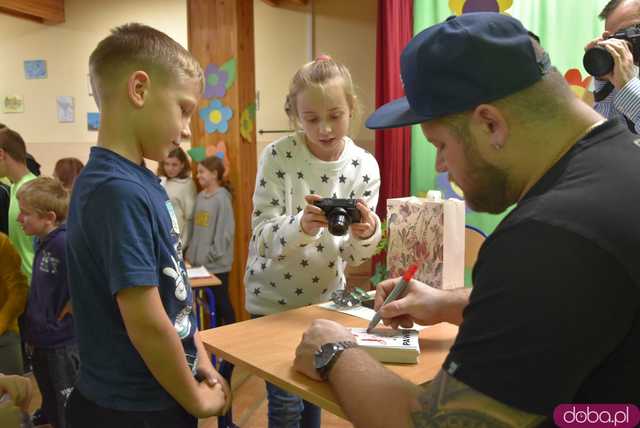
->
[554,404,640,427]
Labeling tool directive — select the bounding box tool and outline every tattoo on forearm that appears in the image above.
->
[410,372,545,428]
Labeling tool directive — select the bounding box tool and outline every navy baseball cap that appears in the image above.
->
[366,13,550,129]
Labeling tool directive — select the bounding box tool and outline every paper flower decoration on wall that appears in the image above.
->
[221,58,237,91]
[187,141,230,178]
[204,64,229,99]
[187,146,206,162]
[240,103,256,142]
[200,99,233,134]
[449,0,513,15]
[564,68,593,104]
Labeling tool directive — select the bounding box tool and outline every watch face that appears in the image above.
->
[314,343,338,370]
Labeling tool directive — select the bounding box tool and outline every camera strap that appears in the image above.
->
[593,81,638,134]
[593,81,614,102]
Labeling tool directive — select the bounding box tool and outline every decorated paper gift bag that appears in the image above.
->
[386,191,465,289]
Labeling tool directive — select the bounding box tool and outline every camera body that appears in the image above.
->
[313,198,362,236]
[583,24,640,77]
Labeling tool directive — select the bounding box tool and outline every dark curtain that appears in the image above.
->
[374,0,413,220]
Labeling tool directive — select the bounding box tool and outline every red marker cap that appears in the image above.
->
[402,264,418,282]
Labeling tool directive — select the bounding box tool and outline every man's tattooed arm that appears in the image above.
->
[411,371,545,428]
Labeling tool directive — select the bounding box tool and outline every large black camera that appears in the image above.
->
[583,24,640,77]
[313,198,362,236]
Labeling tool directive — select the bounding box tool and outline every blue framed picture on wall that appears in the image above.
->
[87,112,100,131]
[24,60,47,79]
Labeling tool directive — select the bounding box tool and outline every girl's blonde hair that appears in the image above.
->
[284,55,361,133]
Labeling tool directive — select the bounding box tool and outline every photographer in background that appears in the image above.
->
[587,0,640,132]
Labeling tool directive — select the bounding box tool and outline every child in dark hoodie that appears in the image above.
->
[16,177,77,428]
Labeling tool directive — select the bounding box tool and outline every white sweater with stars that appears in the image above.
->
[244,133,382,315]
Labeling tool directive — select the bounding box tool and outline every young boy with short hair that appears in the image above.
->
[16,177,77,428]
[0,126,36,281]
[65,23,229,428]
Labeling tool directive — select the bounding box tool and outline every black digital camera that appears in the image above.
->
[313,198,362,236]
[583,24,640,76]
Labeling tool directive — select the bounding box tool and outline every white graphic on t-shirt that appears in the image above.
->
[174,306,192,339]
[39,250,60,274]
[165,200,180,235]
[186,353,199,374]
[162,255,188,301]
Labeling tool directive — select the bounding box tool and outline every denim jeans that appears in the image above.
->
[265,382,321,428]
[251,314,321,428]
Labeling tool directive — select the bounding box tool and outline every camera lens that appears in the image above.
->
[327,208,350,236]
[583,46,614,77]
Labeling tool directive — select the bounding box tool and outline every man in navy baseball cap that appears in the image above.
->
[366,13,550,129]
[293,12,640,428]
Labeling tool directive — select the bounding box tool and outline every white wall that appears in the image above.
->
[254,0,377,156]
[0,0,377,176]
[0,0,189,175]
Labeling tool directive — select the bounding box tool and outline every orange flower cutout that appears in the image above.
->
[564,68,593,105]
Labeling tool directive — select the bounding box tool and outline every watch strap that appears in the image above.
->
[319,341,358,380]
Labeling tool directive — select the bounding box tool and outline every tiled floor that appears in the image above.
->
[27,366,354,428]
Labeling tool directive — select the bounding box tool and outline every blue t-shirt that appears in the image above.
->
[67,147,197,411]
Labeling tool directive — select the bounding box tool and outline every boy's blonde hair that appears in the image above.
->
[17,177,69,223]
[284,55,360,132]
[89,23,204,106]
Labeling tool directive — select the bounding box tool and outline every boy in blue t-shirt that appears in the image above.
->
[16,177,77,428]
[65,23,229,428]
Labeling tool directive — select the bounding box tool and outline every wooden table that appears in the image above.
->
[190,274,221,288]
[200,305,458,418]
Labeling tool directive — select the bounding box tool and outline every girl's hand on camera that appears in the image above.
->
[351,199,377,239]
[301,194,327,236]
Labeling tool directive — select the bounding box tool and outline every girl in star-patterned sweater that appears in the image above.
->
[244,55,381,428]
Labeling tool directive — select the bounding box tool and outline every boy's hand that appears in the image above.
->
[351,199,377,239]
[195,357,231,414]
[57,301,73,321]
[192,381,228,418]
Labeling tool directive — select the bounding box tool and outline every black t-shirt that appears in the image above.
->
[443,119,640,421]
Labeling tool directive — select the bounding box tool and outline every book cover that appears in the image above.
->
[349,328,420,364]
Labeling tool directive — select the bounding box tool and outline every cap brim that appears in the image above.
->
[365,97,430,130]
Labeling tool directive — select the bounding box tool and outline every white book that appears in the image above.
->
[349,327,420,364]
[186,266,211,279]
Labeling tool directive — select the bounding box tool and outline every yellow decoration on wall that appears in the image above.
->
[449,0,513,16]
